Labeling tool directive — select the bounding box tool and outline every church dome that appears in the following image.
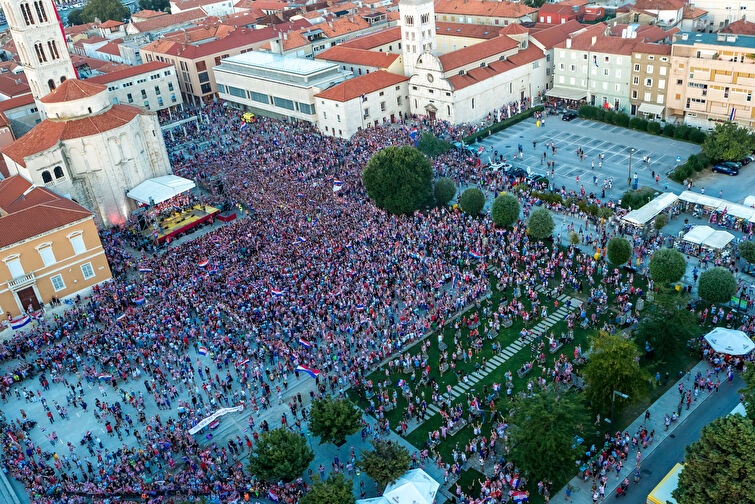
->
[40,79,111,120]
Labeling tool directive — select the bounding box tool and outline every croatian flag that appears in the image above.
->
[98,374,113,381]
[139,267,153,273]
[237,358,250,367]
[509,477,520,489]
[209,419,221,429]
[198,346,208,355]
[469,251,483,260]
[270,288,284,297]
[296,365,320,378]
[297,192,305,198]
[408,126,418,140]
[356,304,365,311]
[197,260,210,268]
[10,315,31,329]
[240,121,248,130]
[297,237,306,243]
[268,489,279,502]
[511,491,528,503]
[478,145,485,155]
[134,296,146,305]
[471,397,481,411]
[298,338,311,348]
[333,178,343,186]
[116,313,127,322]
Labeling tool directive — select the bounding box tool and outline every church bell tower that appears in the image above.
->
[399,0,438,77]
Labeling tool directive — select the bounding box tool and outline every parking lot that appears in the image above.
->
[475,117,712,199]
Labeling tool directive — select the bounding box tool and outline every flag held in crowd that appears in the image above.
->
[270,288,284,297]
[139,267,153,273]
[268,489,279,502]
[197,260,210,268]
[98,374,113,381]
[237,358,250,367]
[298,338,311,348]
[511,491,528,503]
[134,296,146,305]
[10,315,31,329]
[469,251,483,260]
[198,346,208,355]
[296,365,320,378]
[116,313,127,322]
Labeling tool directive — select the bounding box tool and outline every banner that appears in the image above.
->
[188,404,244,435]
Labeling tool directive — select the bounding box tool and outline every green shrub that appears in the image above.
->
[647,121,662,135]
[629,117,644,130]
[688,128,707,144]
[578,105,597,119]
[620,187,656,209]
[417,133,452,157]
[615,113,630,127]
[670,163,693,183]
[674,125,691,140]
[663,124,676,137]
[686,155,702,172]
[603,110,617,124]
[459,188,486,216]
[434,177,456,206]
[594,108,605,121]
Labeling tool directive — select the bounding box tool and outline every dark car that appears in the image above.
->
[562,110,578,121]
[712,163,739,175]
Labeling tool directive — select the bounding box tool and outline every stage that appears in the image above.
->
[143,204,220,244]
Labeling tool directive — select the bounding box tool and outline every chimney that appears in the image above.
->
[566,37,572,48]
[591,35,597,45]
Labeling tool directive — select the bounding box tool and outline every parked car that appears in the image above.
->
[527,174,547,185]
[489,161,513,172]
[562,110,578,121]
[712,163,740,175]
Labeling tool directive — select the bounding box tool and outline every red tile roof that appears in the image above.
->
[530,19,593,49]
[315,46,399,68]
[434,0,536,19]
[96,39,124,56]
[132,9,168,19]
[436,21,501,39]
[86,61,173,85]
[65,23,99,37]
[41,79,107,104]
[3,105,141,167]
[632,42,672,55]
[315,70,408,102]
[0,175,93,248]
[129,9,206,33]
[0,94,35,113]
[439,35,519,71]
[340,26,401,49]
[449,44,544,90]
[99,19,125,29]
[721,18,755,35]
[633,0,684,11]
[499,23,529,35]
[142,26,279,59]
[0,73,30,98]
[682,6,707,19]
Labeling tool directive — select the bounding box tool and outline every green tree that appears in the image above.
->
[67,8,84,25]
[739,240,755,264]
[78,0,130,23]
[434,177,456,207]
[490,193,520,227]
[248,428,314,482]
[459,188,485,216]
[509,390,590,482]
[654,213,668,231]
[649,248,686,286]
[357,440,411,492]
[362,146,432,215]
[697,267,737,304]
[673,415,755,504]
[300,474,355,504]
[702,122,755,162]
[308,396,362,445]
[416,132,451,157]
[139,0,170,11]
[634,292,699,363]
[569,231,580,246]
[606,237,631,266]
[582,331,648,414]
[738,367,755,419]
[527,208,554,241]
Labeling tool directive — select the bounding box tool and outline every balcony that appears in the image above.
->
[8,272,35,290]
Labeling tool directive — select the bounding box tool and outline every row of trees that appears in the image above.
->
[68,0,170,25]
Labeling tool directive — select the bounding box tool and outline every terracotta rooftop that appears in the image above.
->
[0,93,35,113]
[132,9,168,19]
[632,42,672,55]
[234,0,291,11]
[720,18,755,35]
[41,79,107,104]
[682,6,707,19]
[96,39,124,56]
[436,21,501,39]
[315,70,407,102]
[433,0,536,19]
[530,19,588,49]
[439,35,519,71]
[128,8,206,32]
[3,105,141,168]
[0,175,93,249]
[633,0,685,11]
[162,23,237,43]
[86,61,174,85]
[0,73,30,98]
[556,0,588,6]
[340,26,401,49]
[142,26,280,58]
[65,22,99,37]
[315,46,399,67]
[449,44,544,90]
[499,23,529,35]
[99,19,124,29]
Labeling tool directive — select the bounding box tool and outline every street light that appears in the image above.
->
[609,390,630,423]
[627,148,636,188]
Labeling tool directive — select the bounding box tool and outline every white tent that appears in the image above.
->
[679,191,723,209]
[682,226,734,249]
[704,230,735,249]
[682,225,714,245]
[357,469,440,504]
[744,195,755,208]
[622,192,678,227]
[704,327,755,356]
[127,175,196,205]
[717,202,755,220]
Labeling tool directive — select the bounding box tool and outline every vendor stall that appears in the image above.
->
[622,192,678,228]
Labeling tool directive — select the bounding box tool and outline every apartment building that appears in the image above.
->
[433,0,537,26]
[690,0,755,32]
[629,44,672,119]
[86,61,184,112]
[667,31,755,129]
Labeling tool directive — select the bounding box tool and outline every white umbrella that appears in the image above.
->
[704,327,755,355]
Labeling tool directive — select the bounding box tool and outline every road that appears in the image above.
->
[609,374,745,502]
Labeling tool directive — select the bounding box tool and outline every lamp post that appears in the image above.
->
[609,390,630,424]
[627,148,636,188]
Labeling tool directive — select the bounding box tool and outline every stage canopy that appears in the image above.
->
[704,327,755,355]
[127,175,196,205]
[545,87,587,100]
[357,470,439,504]
[622,192,677,227]
[682,225,734,249]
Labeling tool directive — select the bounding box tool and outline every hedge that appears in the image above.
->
[669,153,711,183]
[577,105,706,144]
[464,106,545,144]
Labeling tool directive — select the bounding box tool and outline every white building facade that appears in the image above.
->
[400,0,438,77]
[87,61,184,112]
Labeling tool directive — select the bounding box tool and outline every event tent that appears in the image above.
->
[621,192,678,227]
[704,327,755,356]
[127,175,196,205]
[682,226,734,249]
[357,469,440,504]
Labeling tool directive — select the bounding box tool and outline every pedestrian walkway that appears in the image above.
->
[405,292,582,434]
[552,359,719,504]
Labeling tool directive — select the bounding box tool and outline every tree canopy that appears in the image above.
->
[634,292,699,363]
[509,391,590,482]
[738,240,755,265]
[434,177,456,206]
[308,396,362,445]
[362,146,432,215]
[74,0,130,24]
[697,267,737,304]
[649,248,686,286]
[139,0,170,11]
[527,208,554,241]
[300,474,355,504]
[738,367,755,420]
[459,188,485,216]
[701,122,755,162]
[491,193,520,227]
[417,133,451,157]
[654,213,668,231]
[673,414,755,504]
[606,237,631,266]
[357,440,411,491]
[582,331,648,414]
[248,428,313,482]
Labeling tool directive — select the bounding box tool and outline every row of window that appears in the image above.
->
[4,233,88,280]
[19,1,48,27]
[33,40,61,65]
[51,262,95,292]
[219,85,315,114]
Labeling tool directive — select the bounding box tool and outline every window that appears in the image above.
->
[658,79,665,89]
[633,76,639,85]
[250,91,269,104]
[632,90,638,99]
[34,1,48,22]
[20,3,35,26]
[41,170,52,183]
[634,64,640,71]
[47,40,59,60]
[228,86,245,98]
[81,262,95,280]
[397,96,402,105]
[198,72,210,83]
[53,166,63,179]
[195,61,207,71]
[68,232,86,255]
[171,94,176,103]
[660,67,667,76]
[34,42,47,63]
[677,79,683,85]
[273,96,295,110]
[200,83,211,94]
[646,65,653,73]
[4,256,24,278]
[644,92,651,101]
[380,101,386,112]
[158,97,163,106]
[37,244,55,267]
[154,85,161,96]
[141,89,147,99]
[471,98,475,109]
[51,274,65,292]
[404,15,414,26]
[127,93,133,103]
[363,108,369,118]
[168,82,174,91]
[656,94,664,104]
[299,102,315,114]
[645,78,653,87]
